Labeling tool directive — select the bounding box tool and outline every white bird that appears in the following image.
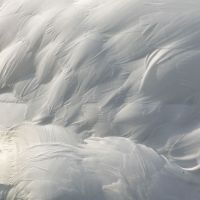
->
[0,0,200,199]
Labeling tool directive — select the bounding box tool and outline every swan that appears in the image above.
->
[0,0,200,199]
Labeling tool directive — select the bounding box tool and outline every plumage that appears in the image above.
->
[0,0,200,199]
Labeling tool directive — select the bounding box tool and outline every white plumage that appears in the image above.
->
[0,0,200,199]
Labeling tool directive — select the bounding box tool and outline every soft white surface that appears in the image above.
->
[0,0,200,199]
